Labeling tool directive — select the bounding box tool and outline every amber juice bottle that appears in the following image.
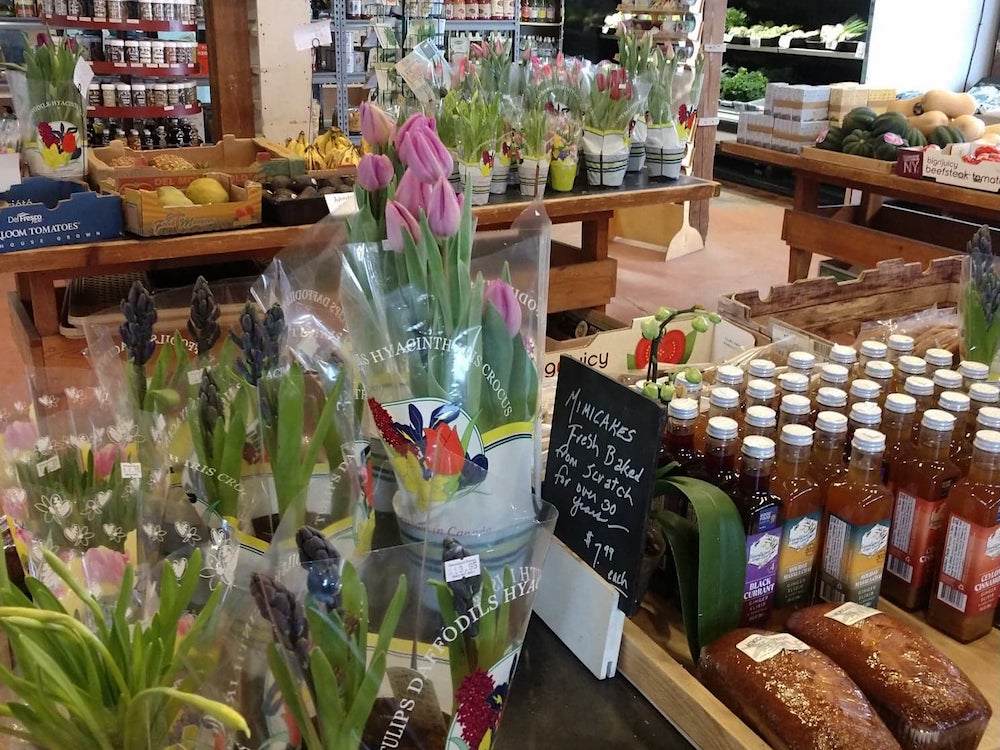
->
[886,333,915,364]
[959,359,990,391]
[927,430,1000,642]
[881,393,917,490]
[773,425,823,613]
[810,411,848,501]
[858,340,888,370]
[924,348,954,371]
[746,359,776,384]
[904,375,936,442]
[967,383,1000,442]
[777,394,811,432]
[715,365,746,402]
[659,397,703,515]
[827,343,859,379]
[882,409,961,610]
[814,363,849,396]
[845,401,882,461]
[818,428,894,607]
[811,387,847,426]
[932,369,963,402]
[691,416,740,498]
[732,436,782,626]
[745,379,777,413]
[938,391,972,475]
[848,379,881,409]
[694,387,740,453]
[742,405,777,441]
[897,355,928,391]
[863,360,894,406]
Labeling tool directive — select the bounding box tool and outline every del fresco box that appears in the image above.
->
[896,144,1000,192]
[0,177,123,252]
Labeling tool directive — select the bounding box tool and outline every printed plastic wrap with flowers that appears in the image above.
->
[548,111,582,192]
[516,108,554,198]
[616,25,655,172]
[644,44,683,179]
[521,53,588,118]
[454,93,504,206]
[4,32,87,178]
[961,225,1000,373]
[581,63,649,187]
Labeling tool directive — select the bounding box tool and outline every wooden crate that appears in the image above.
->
[619,594,999,750]
[717,256,962,349]
[799,146,896,175]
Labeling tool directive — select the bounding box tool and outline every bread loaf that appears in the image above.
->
[698,628,901,750]
[786,603,991,750]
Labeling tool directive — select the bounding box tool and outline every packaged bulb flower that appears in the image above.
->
[581,63,650,187]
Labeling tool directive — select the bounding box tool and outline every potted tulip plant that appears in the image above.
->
[645,45,684,179]
[454,92,503,205]
[518,108,553,198]
[582,64,644,187]
[617,25,655,172]
[548,111,582,192]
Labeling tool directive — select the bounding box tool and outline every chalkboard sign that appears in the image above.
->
[543,356,667,615]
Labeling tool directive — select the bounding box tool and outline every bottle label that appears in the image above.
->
[736,632,810,663]
[935,514,1000,615]
[741,529,780,625]
[886,489,949,589]
[776,511,821,608]
[819,513,890,607]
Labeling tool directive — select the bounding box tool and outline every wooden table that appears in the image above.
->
[720,141,996,281]
[1,173,720,369]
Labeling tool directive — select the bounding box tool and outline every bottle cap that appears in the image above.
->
[780,423,814,446]
[819,363,849,384]
[787,351,816,371]
[849,379,881,399]
[938,391,971,413]
[978,406,1000,430]
[745,405,777,428]
[921,408,956,431]
[897,355,927,375]
[884,393,917,414]
[747,359,776,379]
[849,401,882,426]
[816,386,847,408]
[860,340,888,360]
[968,383,1000,404]
[742,435,776,459]
[973,429,1000,453]
[675,371,703,396]
[816,411,849,433]
[852,428,886,453]
[959,360,990,380]
[932,369,963,390]
[716,365,744,387]
[780,394,811,415]
[746,379,777,400]
[924,348,954,369]
[864,360,894,379]
[887,333,915,352]
[668,397,699,420]
[778,372,810,393]
[829,344,857,365]
[904,375,935,397]
[707,416,739,440]
[709,386,740,409]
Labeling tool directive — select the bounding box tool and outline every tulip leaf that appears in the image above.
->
[481,304,514,429]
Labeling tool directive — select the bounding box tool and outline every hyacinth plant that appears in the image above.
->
[961,225,1000,367]
[647,45,681,126]
[550,111,582,165]
[676,47,707,144]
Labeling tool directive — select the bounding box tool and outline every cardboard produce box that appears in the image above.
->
[120,172,262,237]
[0,177,122,252]
[896,144,1000,192]
[89,135,304,191]
[772,84,830,122]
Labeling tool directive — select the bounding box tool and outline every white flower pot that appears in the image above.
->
[459,160,494,206]
[582,128,629,187]
[518,156,550,198]
[646,124,686,179]
[628,118,648,172]
[491,162,510,194]
[448,150,461,193]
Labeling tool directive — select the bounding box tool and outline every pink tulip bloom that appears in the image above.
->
[397,128,452,184]
[356,153,394,192]
[426,178,461,238]
[3,420,37,452]
[484,279,522,337]
[395,169,432,218]
[385,200,421,252]
[84,546,129,591]
[359,101,396,147]
[2,488,26,524]
[93,443,124,479]
[596,72,607,92]
[176,612,196,639]
[394,112,436,156]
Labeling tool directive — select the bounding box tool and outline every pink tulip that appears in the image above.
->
[177,612,196,639]
[36,32,50,48]
[2,488,26,524]
[83,547,128,591]
[3,420,37,452]
[93,443,124,479]
[596,72,607,92]
[359,101,396,147]
[398,127,453,184]
[356,153,394,192]
[394,112,436,156]
[66,36,78,53]
[484,280,522,337]
[395,169,432,218]
[385,200,421,252]
[426,178,461,238]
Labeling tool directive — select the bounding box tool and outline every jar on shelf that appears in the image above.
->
[127,128,141,150]
[166,82,181,105]
[131,82,147,106]
[104,38,125,63]
[180,0,195,23]
[151,82,167,107]
[138,39,152,64]
[162,0,175,20]
[151,0,164,21]
[100,83,116,107]
[52,0,67,15]
[183,41,198,65]
[150,39,164,64]
[181,80,196,105]
[138,0,152,19]
[91,0,107,18]
[87,83,101,107]
[66,0,82,16]
[124,39,140,65]
[115,82,132,107]
[79,32,103,61]
[39,0,54,17]
[108,0,125,21]
[163,40,177,64]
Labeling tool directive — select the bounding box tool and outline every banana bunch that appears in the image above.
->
[284,128,362,170]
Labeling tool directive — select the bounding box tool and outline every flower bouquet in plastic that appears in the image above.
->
[548,111,582,192]
[644,44,684,179]
[616,24,655,172]
[517,108,554,198]
[581,63,648,187]
[960,225,1000,372]
[454,92,503,205]
[521,53,587,119]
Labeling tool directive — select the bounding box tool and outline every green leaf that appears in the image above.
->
[430,579,469,694]
[268,644,322,750]
[310,647,345,738]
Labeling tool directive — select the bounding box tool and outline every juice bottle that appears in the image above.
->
[959,360,990,391]
[967,383,1000,441]
[817,428,894,606]
[694,387,740,453]
[810,411,848,500]
[846,401,881,460]
[828,344,859,379]
[715,365,746,403]
[863,360,894,405]
[745,379,777,413]
[674,370,703,401]
[773,424,823,613]
[903,375,936,441]
[815,363,849,395]
[932,369,963,401]
[976,406,1000,432]
[896,355,927,390]
[743,405,777,441]
[659,397,703,515]
[927,429,1000,642]
[886,333,915,364]
[858,340,888,370]
[732,435,782,626]
[883,409,960,610]
[848,378,881,409]
[812,386,847,425]
[691,415,740,497]
[786,351,816,381]
[777,394,811,432]
[747,359,776,384]
[778,372,810,399]
[881,392,917,489]
[938,391,972,475]
[924,348,954,371]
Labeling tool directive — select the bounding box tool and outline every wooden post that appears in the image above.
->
[205,0,256,138]
[689,0,725,241]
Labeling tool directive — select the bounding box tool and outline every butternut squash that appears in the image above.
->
[921,89,977,118]
[907,110,950,136]
[974,133,1000,146]
[887,94,925,116]
[951,114,986,141]
[984,123,1000,135]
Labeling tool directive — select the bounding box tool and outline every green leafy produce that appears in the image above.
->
[870,111,909,138]
[725,7,748,31]
[720,67,768,103]
[928,124,966,147]
[816,125,844,151]
[842,128,875,157]
[841,107,877,134]
[962,225,1000,367]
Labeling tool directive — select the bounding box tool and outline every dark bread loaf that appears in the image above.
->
[698,628,901,750]
[786,603,991,750]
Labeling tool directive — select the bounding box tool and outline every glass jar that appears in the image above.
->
[87,83,102,107]
[182,81,197,105]
[115,82,132,107]
[124,39,140,65]
[130,82,147,106]
[107,0,124,21]
[151,83,168,107]
[105,38,125,63]
[16,0,38,17]
[91,0,107,18]
[138,0,152,19]
[152,0,164,20]
[138,39,152,65]
[67,0,82,16]
[151,40,164,64]
[166,82,181,105]
[162,0,175,20]
[53,0,67,15]
[100,83,117,107]
[163,40,177,65]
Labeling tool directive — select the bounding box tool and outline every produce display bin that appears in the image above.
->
[799,145,896,174]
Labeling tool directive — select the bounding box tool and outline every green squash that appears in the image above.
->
[815,125,844,151]
[842,129,876,158]
[904,126,928,147]
[928,125,967,148]
[870,112,910,138]
[841,107,877,134]
[873,132,909,161]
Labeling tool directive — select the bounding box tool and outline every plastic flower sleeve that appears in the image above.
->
[960,225,1000,370]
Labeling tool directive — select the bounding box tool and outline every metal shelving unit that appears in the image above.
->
[724,42,865,62]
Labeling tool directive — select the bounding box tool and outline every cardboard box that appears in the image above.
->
[0,177,123,252]
[771,119,826,153]
[867,87,897,115]
[120,172,262,237]
[772,84,830,122]
[89,135,303,191]
[764,82,789,116]
[896,144,1000,192]
[736,112,774,148]
[829,82,869,124]
[544,314,757,380]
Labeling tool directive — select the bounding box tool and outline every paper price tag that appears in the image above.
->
[293,20,332,52]
[703,43,725,53]
[825,602,881,626]
[325,192,359,217]
[36,455,61,477]
[188,368,205,386]
[73,57,95,98]
[736,633,810,663]
[120,462,143,479]
[444,554,481,582]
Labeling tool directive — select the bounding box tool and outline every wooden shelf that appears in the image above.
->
[89,62,200,77]
[726,42,864,61]
[42,13,196,31]
[86,103,202,118]
[618,3,697,16]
